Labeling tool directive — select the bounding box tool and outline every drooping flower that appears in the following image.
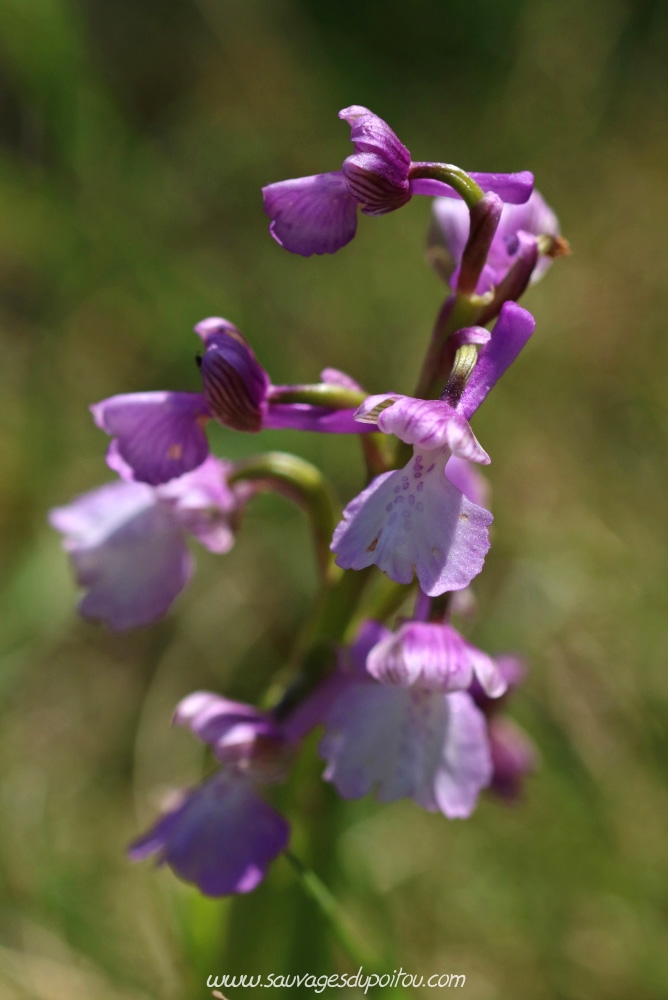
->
[428,189,562,296]
[311,622,492,818]
[129,693,290,896]
[92,318,372,486]
[331,302,535,594]
[49,456,245,630]
[263,105,534,256]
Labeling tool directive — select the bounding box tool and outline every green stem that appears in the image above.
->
[269,383,366,409]
[409,162,484,209]
[229,452,339,582]
[285,851,382,973]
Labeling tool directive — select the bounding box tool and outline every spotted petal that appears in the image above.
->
[331,447,492,595]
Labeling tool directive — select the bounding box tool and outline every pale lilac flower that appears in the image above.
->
[49,457,243,631]
[429,189,560,295]
[315,624,492,818]
[331,303,535,594]
[174,691,287,772]
[93,319,372,486]
[129,693,290,896]
[263,105,534,256]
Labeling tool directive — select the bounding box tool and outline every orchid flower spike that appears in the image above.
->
[263,105,534,256]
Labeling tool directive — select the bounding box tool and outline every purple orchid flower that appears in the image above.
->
[49,456,245,631]
[92,318,372,487]
[331,302,535,594]
[428,188,561,296]
[263,105,534,256]
[310,622,492,818]
[129,693,290,896]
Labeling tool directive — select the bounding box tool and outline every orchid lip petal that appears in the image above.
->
[320,681,492,818]
[332,447,492,595]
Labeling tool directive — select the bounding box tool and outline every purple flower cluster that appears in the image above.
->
[50,104,563,896]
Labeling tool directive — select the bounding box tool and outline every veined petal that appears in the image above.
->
[338,107,411,214]
[342,152,411,215]
[91,392,210,486]
[195,322,270,432]
[338,105,411,171]
[320,683,491,818]
[367,622,473,691]
[367,620,506,697]
[262,172,358,256]
[128,771,289,896]
[174,691,283,763]
[355,394,489,463]
[331,447,492,595]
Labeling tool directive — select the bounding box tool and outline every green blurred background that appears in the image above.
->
[1,0,668,997]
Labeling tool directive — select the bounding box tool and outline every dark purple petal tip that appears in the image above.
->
[195,321,270,432]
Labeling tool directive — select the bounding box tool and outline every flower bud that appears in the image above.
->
[195,318,270,432]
